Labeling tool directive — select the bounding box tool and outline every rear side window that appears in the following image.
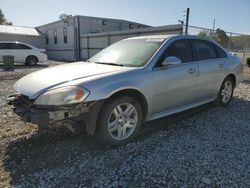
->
[193,40,217,61]
[18,44,31,49]
[214,44,227,58]
[160,39,192,64]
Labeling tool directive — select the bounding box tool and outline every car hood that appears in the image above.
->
[14,62,132,99]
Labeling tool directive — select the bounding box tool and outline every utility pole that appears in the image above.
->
[185,7,190,35]
[212,19,216,36]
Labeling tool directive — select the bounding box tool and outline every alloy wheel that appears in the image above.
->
[108,103,138,140]
[221,80,233,104]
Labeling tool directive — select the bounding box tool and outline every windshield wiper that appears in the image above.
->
[94,62,124,66]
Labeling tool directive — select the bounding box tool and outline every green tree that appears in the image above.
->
[197,30,209,37]
[0,9,12,25]
[58,12,72,21]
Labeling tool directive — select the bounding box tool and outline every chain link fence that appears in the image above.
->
[188,25,250,65]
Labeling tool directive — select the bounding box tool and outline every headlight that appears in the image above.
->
[34,86,89,106]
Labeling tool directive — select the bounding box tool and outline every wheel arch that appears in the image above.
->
[25,55,38,64]
[86,88,149,136]
[105,88,149,122]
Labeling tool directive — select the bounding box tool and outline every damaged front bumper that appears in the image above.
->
[7,94,104,135]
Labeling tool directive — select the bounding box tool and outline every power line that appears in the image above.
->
[131,10,185,26]
[135,15,181,24]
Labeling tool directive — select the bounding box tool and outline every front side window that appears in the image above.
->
[193,40,217,61]
[63,28,67,44]
[89,38,164,67]
[0,43,10,49]
[157,39,192,66]
[54,30,57,44]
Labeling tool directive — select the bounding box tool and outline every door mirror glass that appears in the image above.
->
[162,56,182,67]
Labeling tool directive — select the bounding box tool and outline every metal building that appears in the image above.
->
[37,15,149,61]
[0,25,45,48]
[80,24,183,59]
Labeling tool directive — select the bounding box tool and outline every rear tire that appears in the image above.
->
[96,96,142,146]
[214,77,234,107]
[25,56,38,66]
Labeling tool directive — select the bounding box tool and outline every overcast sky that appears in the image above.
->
[1,0,250,34]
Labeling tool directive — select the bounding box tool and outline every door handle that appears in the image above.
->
[187,68,196,74]
[219,64,224,68]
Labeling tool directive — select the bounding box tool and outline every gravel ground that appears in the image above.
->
[0,63,250,187]
[0,60,64,80]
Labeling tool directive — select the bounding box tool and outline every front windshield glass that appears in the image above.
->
[89,38,165,67]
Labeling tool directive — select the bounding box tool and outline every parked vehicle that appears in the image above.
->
[0,41,47,65]
[8,35,243,145]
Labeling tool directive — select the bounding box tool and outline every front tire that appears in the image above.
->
[25,56,38,66]
[96,96,142,146]
[214,77,234,107]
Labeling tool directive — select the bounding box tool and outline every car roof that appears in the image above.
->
[124,34,225,50]
[0,41,26,44]
[125,34,215,41]
[124,34,177,40]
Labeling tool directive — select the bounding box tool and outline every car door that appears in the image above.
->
[7,43,20,62]
[18,43,32,63]
[191,39,226,100]
[150,39,199,114]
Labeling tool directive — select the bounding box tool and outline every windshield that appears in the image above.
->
[89,38,165,67]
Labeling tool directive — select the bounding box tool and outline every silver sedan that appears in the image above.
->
[9,35,243,145]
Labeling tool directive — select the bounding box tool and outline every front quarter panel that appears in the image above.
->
[75,68,154,119]
[84,68,151,99]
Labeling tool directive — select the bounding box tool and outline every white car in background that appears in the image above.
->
[0,41,47,65]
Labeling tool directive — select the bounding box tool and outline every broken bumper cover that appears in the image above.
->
[7,94,105,134]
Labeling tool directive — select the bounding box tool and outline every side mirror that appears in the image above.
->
[162,56,182,67]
